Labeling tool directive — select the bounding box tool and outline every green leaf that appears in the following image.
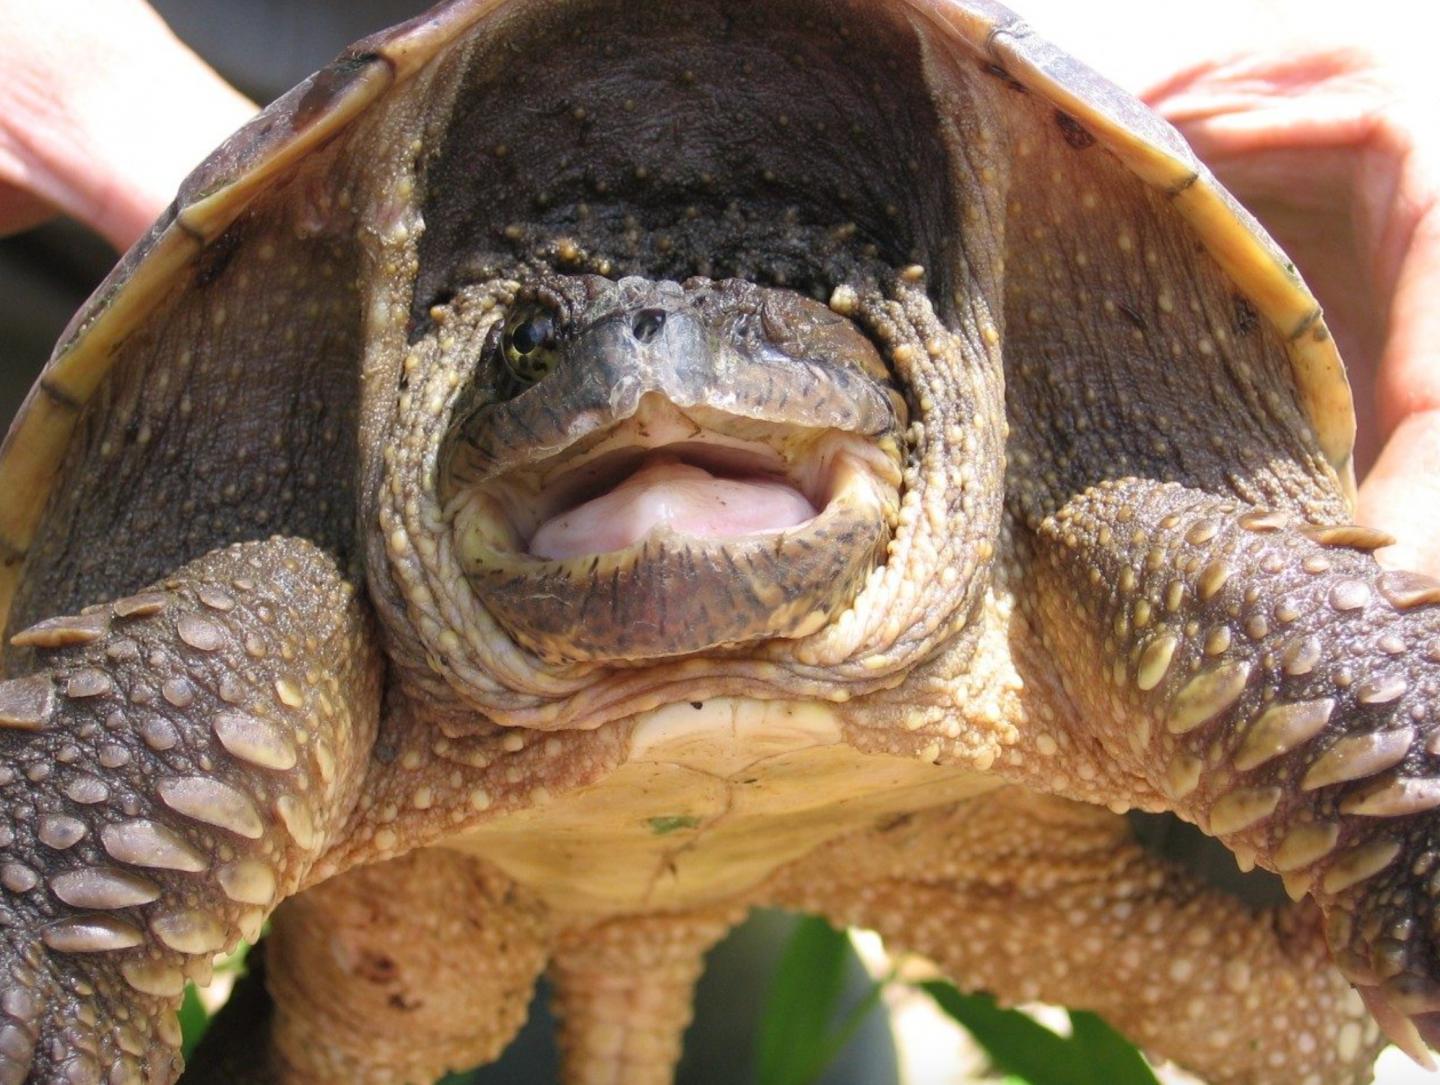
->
[756,916,852,1085]
[920,983,1089,1085]
[802,972,890,1084]
[1068,1011,1160,1085]
[178,985,210,1060]
[921,983,1159,1085]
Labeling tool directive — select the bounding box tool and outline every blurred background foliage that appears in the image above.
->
[177,913,1162,1084]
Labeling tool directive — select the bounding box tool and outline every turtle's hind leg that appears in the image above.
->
[250,849,549,1084]
[548,909,740,1085]
[770,789,1380,1085]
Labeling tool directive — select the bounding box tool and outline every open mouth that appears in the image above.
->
[448,394,902,661]
[528,451,818,560]
[431,268,910,662]
[452,394,901,565]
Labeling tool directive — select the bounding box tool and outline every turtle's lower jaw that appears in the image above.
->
[452,397,901,662]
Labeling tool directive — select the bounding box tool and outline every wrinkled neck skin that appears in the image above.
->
[346,0,1011,784]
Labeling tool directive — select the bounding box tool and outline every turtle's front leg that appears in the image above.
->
[0,537,380,1084]
[1026,477,1440,1057]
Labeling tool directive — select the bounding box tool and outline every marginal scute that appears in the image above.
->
[0,0,1407,1079]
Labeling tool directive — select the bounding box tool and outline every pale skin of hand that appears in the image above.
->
[3,1,1437,570]
[0,0,254,249]
[1021,0,1440,578]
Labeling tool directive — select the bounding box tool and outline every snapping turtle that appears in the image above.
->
[0,0,1434,1081]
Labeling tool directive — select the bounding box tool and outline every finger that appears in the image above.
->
[1358,410,1440,578]
[0,183,58,238]
[0,0,255,249]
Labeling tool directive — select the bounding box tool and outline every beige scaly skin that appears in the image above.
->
[0,1,1435,1083]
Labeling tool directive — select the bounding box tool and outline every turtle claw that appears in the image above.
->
[1354,983,1437,1069]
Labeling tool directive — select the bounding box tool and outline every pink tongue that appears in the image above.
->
[530,459,817,560]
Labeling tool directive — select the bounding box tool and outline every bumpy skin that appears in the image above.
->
[0,539,379,1082]
[265,850,549,1083]
[770,791,1375,1085]
[1032,483,1440,1048]
[1,0,1435,1083]
[548,910,740,1085]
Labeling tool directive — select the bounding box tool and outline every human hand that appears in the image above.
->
[1021,0,1440,577]
[0,0,253,249]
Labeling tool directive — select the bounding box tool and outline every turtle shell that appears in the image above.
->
[0,0,1355,638]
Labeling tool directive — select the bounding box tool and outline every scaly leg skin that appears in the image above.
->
[262,848,550,1084]
[0,537,379,1084]
[768,789,1381,1085]
[1029,478,1440,1062]
[548,909,740,1085]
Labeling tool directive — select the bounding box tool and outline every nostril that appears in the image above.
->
[632,309,666,343]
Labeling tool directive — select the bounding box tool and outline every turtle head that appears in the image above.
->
[371,0,1000,727]
[439,271,905,661]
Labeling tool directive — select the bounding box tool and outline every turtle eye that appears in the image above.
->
[501,306,560,388]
